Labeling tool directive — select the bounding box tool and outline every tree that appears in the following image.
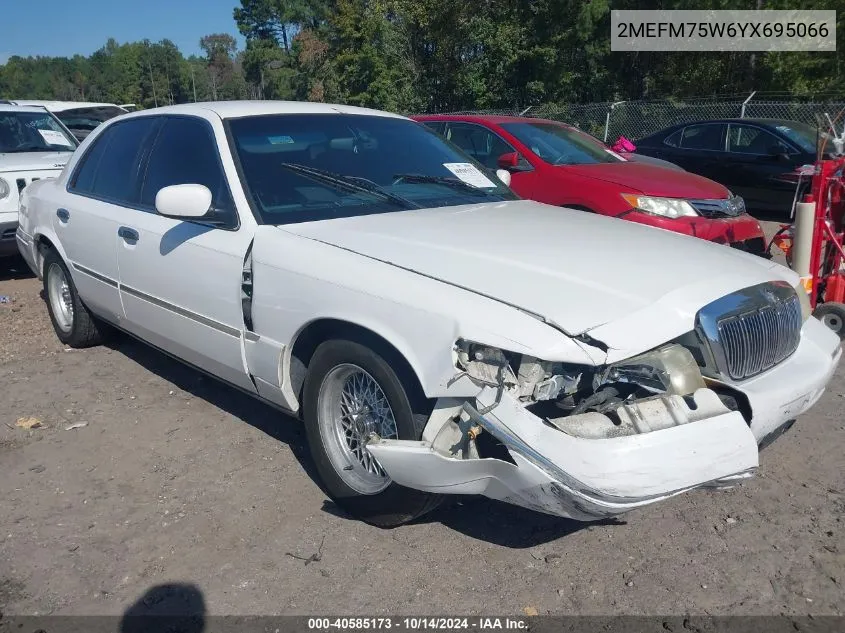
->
[234,0,331,52]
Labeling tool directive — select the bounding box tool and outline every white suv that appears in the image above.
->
[0,104,77,257]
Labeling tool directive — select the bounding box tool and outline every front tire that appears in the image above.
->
[43,249,105,348]
[302,339,441,527]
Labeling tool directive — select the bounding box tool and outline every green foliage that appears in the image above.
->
[1,0,842,112]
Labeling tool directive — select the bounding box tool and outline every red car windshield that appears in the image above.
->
[501,122,621,166]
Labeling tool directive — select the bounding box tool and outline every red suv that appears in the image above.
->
[414,115,767,255]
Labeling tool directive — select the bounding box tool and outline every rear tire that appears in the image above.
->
[302,339,441,527]
[43,249,106,348]
[814,302,845,340]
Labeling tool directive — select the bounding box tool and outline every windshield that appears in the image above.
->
[56,106,126,133]
[0,111,78,153]
[772,121,823,154]
[500,121,620,165]
[228,114,517,224]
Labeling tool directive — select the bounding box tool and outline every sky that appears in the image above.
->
[0,0,246,65]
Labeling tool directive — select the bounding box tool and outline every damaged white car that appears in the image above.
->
[18,102,842,527]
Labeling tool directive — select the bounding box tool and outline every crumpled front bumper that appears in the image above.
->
[370,392,758,520]
[367,317,841,521]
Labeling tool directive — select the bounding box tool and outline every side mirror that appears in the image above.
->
[495,169,512,187]
[155,184,213,220]
[768,145,790,161]
[497,151,520,170]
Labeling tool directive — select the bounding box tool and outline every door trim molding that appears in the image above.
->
[120,283,242,338]
[72,262,119,288]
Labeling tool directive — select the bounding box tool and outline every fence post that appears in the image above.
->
[740,91,756,119]
[604,101,625,142]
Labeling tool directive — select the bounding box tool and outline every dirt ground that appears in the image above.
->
[1,223,843,618]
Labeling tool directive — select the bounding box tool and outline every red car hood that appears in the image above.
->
[561,162,730,199]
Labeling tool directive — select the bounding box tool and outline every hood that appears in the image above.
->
[560,162,729,199]
[281,200,788,341]
[0,151,72,174]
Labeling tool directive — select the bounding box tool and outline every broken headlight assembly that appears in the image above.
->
[454,339,723,440]
[455,339,706,412]
[454,339,582,403]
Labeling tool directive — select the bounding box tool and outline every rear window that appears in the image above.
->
[680,124,725,151]
[56,106,126,133]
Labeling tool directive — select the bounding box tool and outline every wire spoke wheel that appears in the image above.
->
[47,263,74,333]
[317,363,398,495]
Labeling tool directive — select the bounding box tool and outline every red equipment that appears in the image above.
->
[774,155,845,338]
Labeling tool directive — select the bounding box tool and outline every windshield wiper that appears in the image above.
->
[279,163,419,210]
[392,173,496,196]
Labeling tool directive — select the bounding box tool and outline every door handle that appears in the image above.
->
[118,226,139,242]
[56,208,70,222]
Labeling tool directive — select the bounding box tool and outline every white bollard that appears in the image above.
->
[792,195,815,292]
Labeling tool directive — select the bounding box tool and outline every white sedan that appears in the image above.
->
[17,101,841,527]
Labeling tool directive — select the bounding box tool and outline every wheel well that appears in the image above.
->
[289,319,427,409]
[35,235,57,276]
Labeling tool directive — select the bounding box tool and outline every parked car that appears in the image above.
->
[18,101,841,527]
[0,104,77,258]
[11,101,129,142]
[634,119,823,217]
[415,115,767,256]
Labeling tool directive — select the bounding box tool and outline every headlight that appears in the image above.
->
[621,194,698,219]
[0,178,10,200]
[794,281,812,322]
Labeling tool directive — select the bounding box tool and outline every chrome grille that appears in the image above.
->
[696,281,802,381]
[689,196,746,218]
[716,296,801,380]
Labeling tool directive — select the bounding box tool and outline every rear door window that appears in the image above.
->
[680,124,726,151]
[73,118,158,205]
[663,129,683,147]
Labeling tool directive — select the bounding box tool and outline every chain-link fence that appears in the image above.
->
[443,95,845,143]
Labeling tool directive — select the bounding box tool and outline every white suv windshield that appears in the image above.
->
[0,111,78,153]
[228,114,517,225]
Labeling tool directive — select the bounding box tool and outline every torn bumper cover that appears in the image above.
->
[368,387,759,521]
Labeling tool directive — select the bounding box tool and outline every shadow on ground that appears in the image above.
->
[0,255,35,282]
[111,335,612,546]
[120,583,205,633]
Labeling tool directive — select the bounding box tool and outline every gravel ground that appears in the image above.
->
[0,224,843,618]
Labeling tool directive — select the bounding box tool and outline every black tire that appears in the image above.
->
[302,339,441,527]
[42,249,106,348]
[813,302,845,340]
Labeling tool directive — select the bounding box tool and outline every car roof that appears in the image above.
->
[0,104,58,114]
[12,100,126,112]
[124,100,408,121]
[413,113,578,128]
[663,118,809,129]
